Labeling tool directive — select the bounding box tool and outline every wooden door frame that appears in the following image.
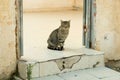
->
[83,0,96,48]
[16,0,23,58]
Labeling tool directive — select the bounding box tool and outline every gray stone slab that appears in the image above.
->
[31,67,120,80]
[58,70,100,80]
[32,75,64,80]
[101,75,120,80]
[85,67,120,79]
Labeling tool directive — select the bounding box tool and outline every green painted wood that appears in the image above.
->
[83,0,87,46]
[83,0,96,48]
[18,0,23,56]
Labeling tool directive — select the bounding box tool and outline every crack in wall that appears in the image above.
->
[55,55,82,71]
[15,0,19,59]
[93,61,100,68]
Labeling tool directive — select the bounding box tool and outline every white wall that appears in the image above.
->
[23,11,83,57]
[23,0,83,12]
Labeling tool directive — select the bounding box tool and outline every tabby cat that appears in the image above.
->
[47,20,70,51]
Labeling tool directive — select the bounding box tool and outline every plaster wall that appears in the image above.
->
[0,0,16,79]
[23,0,83,12]
[95,0,120,60]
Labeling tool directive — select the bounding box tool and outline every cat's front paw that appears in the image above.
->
[48,46,57,50]
[57,45,61,48]
[57,46,63,51]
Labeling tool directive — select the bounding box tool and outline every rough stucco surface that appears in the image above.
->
[95,0,120,60]
[0,0,16,79]
[23,0,82,12]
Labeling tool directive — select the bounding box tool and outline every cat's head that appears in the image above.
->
[60,20,70,28]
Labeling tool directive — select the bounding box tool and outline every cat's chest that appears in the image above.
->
[58,31,69,39]
[59,29,69,34]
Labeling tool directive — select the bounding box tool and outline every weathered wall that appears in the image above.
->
[23,0,83,12]
[95,0,120,60]
[0,0,16,79]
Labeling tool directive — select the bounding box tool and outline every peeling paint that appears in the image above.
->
[55,56,81,71]
[93,61,100,68]
[8,41,14,48]
[0,0,17,79]
[95,0,120,60]
[15,0,19,59]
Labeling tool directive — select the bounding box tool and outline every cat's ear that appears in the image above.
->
[61,20,63,22]
[68,20,71,22]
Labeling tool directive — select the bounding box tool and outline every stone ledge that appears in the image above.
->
[18,48,104,79]
[20,48,104,62]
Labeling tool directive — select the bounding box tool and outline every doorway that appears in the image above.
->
[17,0,96,58]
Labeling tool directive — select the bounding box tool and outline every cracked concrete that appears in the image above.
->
[55,56,81,71]
[93,61,100,68]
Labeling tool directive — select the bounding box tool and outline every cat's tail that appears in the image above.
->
[47,39,55,47]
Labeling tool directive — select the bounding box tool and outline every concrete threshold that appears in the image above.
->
[32,67,120,80]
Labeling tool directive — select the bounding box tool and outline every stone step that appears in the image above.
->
[32,67,120,80]
[18,48,104,80]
